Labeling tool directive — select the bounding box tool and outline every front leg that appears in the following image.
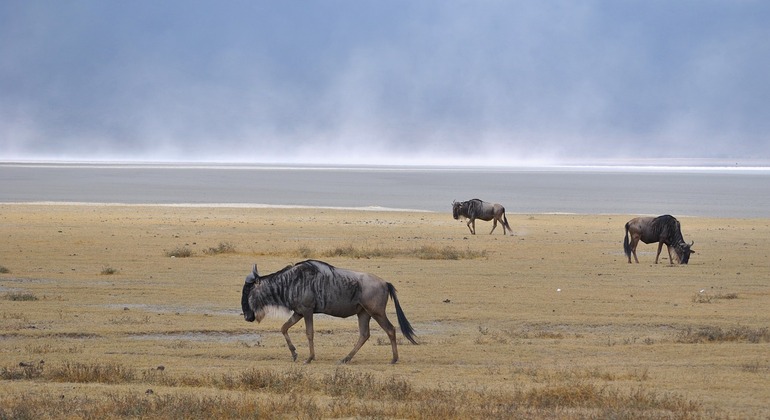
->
[304,314,315,364]
[666,244,675,265]
[281,312,303,361]
[467,219,476,235]
[655,242,664,264]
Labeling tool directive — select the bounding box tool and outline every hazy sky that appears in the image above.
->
[1,1,768,165]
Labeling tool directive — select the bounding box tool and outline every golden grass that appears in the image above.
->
[1,204,769,418]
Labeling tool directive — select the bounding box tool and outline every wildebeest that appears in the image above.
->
[452,198,513,235]
[623,215,694,264]
[241,260,417,364]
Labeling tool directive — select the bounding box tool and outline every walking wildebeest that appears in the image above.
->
[623,215,694,264]
[241,260,417,364]
[452,198,513,235]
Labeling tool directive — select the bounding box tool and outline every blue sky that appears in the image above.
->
[1,1,769,165]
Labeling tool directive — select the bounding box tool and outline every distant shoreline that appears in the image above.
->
[3,159,770,172]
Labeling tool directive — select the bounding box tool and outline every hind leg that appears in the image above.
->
[489,218,498,234]
[340,312,371,364]
[630,237,641,263]
[371,313,399,364]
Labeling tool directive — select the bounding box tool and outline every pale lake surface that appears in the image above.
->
[2,162,769,218]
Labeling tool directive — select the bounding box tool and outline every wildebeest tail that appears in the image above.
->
[503,214,513,233]
[387,282,418,345]
[623,222,632,257]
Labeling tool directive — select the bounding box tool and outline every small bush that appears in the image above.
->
[100,266,119,275]
[4,292,38,301]
[676,325,770,343]
[0,265,10,274]
[166,247,194,258]
[204,242,236,255]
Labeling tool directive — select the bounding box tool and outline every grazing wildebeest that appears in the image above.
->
[241,260,417,364]
[452,198,513,235]
[624,215,694,264]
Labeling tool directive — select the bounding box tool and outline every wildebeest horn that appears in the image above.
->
[245,264,259,284]
[690,241,694,247]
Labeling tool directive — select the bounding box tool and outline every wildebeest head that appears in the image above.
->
[241,264,263,322]
[452,201,463,219]
[675,241,695,264]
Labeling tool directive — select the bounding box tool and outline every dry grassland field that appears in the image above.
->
[1,204,769,418]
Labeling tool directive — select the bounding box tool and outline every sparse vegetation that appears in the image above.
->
[4,292,38,301]
[298,244,486,260]
[165,246,194,258]
[0,362,702,418]
[204,241,236,255]
[100,266,119,275]
[0,265,9,274]
[692,291,739,303]
[676,325,770,343]
[2,205,768,417]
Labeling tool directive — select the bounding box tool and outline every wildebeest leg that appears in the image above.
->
[630,236,640,263]
[371,313,399,364]
[666,244,675,265]
[489,217,498,234]
[303,313,315,364]
[281,312,303,362]
[340,312,371,364]
[467,219,476,234]
[655,242,664,264]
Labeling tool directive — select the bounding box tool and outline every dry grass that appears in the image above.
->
[0,361,701,419]
[1,204,769,418]
[3,292,38,301]
[300,244,486,260]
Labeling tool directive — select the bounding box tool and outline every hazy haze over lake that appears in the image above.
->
[2,163,769,218]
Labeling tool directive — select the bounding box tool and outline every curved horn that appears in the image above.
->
[245,264,259,284]
[690,241,694,247]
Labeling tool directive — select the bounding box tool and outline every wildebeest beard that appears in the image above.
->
[241,281,256,322]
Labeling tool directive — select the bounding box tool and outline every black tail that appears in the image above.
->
[387,283,418,345]
[623,222,631,258]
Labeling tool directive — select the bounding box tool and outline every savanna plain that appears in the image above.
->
[1,204,768,419]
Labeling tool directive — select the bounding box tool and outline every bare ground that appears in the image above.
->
[1,204,769,418]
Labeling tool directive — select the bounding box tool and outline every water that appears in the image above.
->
[2,162,769,217]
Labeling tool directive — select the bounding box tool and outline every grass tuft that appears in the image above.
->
[48,361,135,384]
[203,242,236,255]
[4,292,38,301]
[299,244,485,260]
[0,265,9,274]
[165,246,194,258]
[676,325,770,343]
[100,266,119,275]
